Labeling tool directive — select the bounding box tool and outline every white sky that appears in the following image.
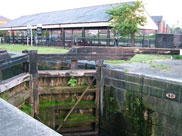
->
[0,0,181,27]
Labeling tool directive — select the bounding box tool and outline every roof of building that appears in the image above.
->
[151,16,163,22]
[0,2,157,30]
[0,16,10,21]
[0,98,62,136]
[1,3,118,28]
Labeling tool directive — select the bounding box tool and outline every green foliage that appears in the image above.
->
[125,91,153,136]
[39,99,94,108]
[106,1,146,46]
[81,79,86,85]
[68,76,78,87]
[68,114,95,121]
[71,98,76,103]
[1,92,8,101]
[102,87,129,136]
[173,55,182,59]
[20,104,32,115]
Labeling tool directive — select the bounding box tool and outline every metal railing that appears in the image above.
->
[2,36,155,47]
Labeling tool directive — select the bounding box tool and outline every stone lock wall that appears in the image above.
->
[101,67,182,136]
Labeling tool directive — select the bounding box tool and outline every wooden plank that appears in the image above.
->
[39,86,96,95]
[7,89,31,107]
[62,131,98,136]
[38,70,96,78]
[60,126,93,133]
[40,102,96,110]
[38,53,135,61]
[0,54,28,70]
[38,46,180,62]
[68,46,180,55]
[56,118,96,127]
[0,73,30,93]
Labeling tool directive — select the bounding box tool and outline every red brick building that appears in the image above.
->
[151,16,170,34]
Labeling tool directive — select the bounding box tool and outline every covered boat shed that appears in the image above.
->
[0,2,157,47]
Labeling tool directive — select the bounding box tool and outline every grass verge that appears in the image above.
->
[0,44,68,54]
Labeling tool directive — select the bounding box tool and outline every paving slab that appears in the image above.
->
[0,98,62,136]
[105,59,182,83]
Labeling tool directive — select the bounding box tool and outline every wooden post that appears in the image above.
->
[0,70,2,82]
[71,60,78,70]
[95,60,103,134]
[24,50,39,118]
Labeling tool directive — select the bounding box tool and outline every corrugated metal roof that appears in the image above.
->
[151,16,163,22]
[1,4,119,28]
[0,2,157,30]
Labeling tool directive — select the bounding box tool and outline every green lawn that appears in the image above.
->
[0,44,68,54]
[105,54,170,64]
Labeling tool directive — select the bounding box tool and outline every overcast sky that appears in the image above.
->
[0,0,181,27]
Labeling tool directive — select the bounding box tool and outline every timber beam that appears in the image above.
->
[0,73,30,93]
[38,70,96,78]
[38,46,180,62]
[0,53,28,70]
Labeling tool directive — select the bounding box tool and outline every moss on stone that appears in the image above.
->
[102,86,154,136]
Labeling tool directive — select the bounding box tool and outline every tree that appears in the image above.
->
[106,1,146,47]
[174,27,181,34]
